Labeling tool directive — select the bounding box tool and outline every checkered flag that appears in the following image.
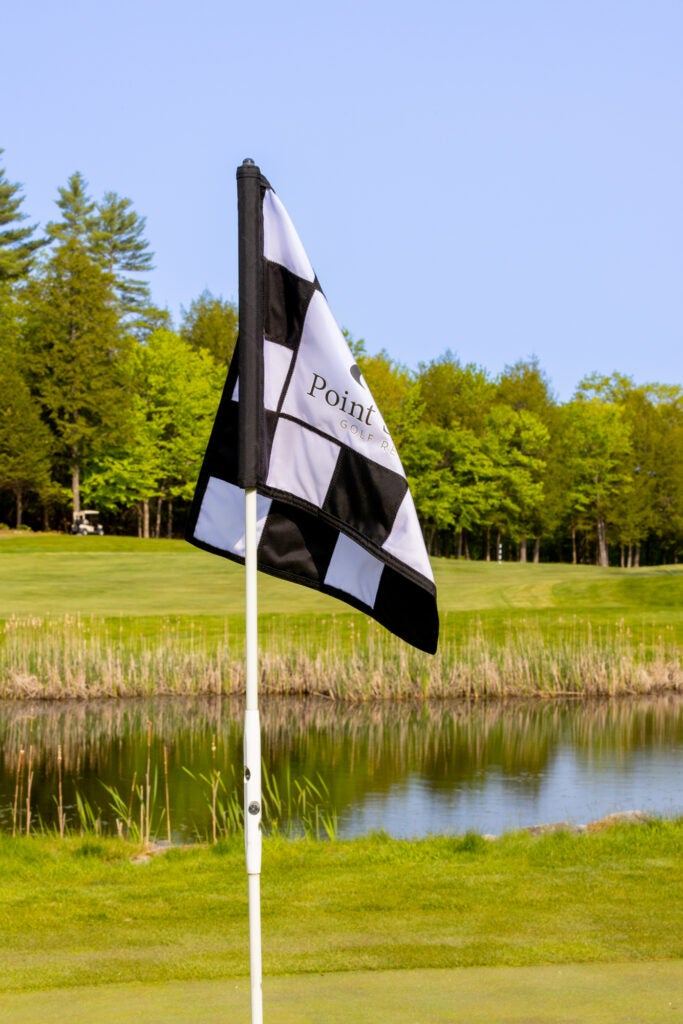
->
[187,171,438,653]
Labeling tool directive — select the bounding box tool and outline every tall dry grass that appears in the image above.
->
[0,613,681,701]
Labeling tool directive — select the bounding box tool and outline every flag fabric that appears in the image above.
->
[187,173,439,653]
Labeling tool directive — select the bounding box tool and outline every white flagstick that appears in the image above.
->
[236,158,265,1024]
[244,485,263,1024]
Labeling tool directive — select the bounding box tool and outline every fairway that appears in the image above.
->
[2,532,683,626]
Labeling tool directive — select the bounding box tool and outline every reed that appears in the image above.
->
[4,739,339,844]
[175,762,338,843]
[127,772,137,835]
[0,612,681,701]
[182,763,241,843]
[24,721,34,836]
[163,744,171,844]
[102,781,141,842]
[56,743,65,838]
[144,720,152,846]
[75,789,101,834]
[12,747,24,837]
[47,761,341,845]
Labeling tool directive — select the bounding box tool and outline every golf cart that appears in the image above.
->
[71,510,105,536]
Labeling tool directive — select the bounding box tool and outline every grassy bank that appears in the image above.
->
[1,534,682,699]
[1,820,681,996]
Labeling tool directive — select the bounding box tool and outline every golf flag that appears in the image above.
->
[187,166,438,654]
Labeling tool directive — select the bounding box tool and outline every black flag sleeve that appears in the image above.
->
[187,170,439,654]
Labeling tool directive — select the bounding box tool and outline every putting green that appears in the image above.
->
[1,962,680,1024]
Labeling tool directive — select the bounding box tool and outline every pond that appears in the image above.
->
[1,695,681,840]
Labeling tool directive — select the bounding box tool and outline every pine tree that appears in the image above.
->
[45,171,97,248]
[46,173,163,337]
[94,190,154,316]
[0,358,53,526]
[24,241,132,516]
[0,291,53,525]
[0,149,47,281]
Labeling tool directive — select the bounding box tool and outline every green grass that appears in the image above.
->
[0,533,334,617]
[0,821,680,1020]
[1,536,682,1019]
[1,533,682,627]
[1,534,683,698]
[2,963,682,1024]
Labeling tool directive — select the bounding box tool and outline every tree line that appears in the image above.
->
[1,149,682,565]
[0,151,236,539]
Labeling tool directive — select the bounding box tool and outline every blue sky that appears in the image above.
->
[2,0,681,401]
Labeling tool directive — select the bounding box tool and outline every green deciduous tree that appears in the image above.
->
[653,396,683,561]
[481,406,549,561]
[143,329,223,498]
[561,396,632,566]
[496,357,556,419]
[496,360,557,560]
[617,384,683,565]
[356,348,414,449]
[86,330,223,536]
[180,290,238,367]
[574,373,683,565]
[416,351,494,432]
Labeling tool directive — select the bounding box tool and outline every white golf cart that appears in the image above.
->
[71,510,105,536]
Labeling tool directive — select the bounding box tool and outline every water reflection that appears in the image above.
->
[1,696,681,839]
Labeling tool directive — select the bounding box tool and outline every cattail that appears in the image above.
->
[12,748,25,837]
[164,744,172,844]
[57,743,65,838]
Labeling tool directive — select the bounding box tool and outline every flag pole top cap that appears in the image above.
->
[237,158,261,179]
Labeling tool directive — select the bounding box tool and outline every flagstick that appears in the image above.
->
[244,486,263,1024]
[187,156,437,1021]
[236,158,265,1024]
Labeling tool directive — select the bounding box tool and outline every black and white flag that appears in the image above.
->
[187,168,438,653]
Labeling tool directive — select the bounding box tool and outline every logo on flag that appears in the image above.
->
[187,172,438,653]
